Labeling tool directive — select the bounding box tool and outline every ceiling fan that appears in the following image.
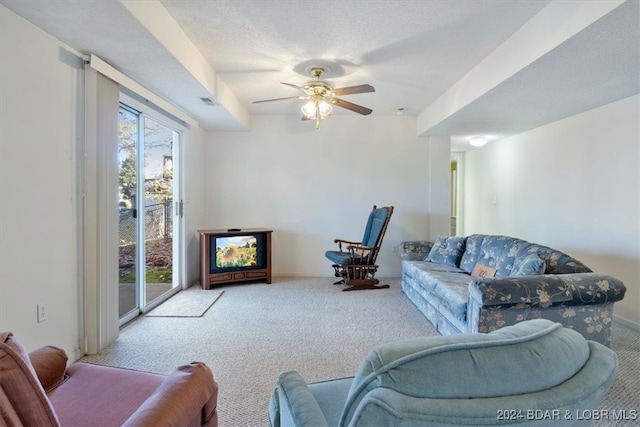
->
[252,66,375,129]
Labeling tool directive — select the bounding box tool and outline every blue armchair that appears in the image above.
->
[268,319,618,426]
[324,205,394,291]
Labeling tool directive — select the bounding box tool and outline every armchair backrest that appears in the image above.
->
[360,205,393,249]
[0,332,60,426]
[339,319,618,426]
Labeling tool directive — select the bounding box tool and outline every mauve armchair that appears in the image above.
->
[0,331,218,427]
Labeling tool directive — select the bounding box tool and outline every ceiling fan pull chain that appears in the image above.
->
[315,103,320,130]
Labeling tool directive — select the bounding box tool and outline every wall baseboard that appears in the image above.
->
[614,314,640,332]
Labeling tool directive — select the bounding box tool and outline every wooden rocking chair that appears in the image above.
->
[324,205,394,291]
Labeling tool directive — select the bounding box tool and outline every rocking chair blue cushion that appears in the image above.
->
[325,206,394,291]
[324,251,361,266]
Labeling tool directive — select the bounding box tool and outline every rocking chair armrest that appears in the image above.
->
[346,244,378,252]
[334,238,361,245]
[334,238,361,251]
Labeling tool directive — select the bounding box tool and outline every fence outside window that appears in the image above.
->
[119,199,172,246]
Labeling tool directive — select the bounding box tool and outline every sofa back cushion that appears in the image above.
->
[339,320,590,427]
[516,244,592,274]
[459,235,528,276]
[425,236,466,267]
[511,253,546,276]
[459,234,486,273]
[0,332,60,426]
[460,234,592,276]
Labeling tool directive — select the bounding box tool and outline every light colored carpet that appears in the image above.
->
[146,287,224,317]
[595,321,640,427]
[81,277,639,427]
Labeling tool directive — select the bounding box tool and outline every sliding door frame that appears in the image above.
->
[83,55,191,353]
[118,94,184,326]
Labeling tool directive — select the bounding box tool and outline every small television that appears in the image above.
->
[210,233,267,273]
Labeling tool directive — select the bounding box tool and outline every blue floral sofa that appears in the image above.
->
[401,235,626,346]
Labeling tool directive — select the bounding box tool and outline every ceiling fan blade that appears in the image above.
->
[331,84,375,96]
[330,98,373,115]
[281,82,304,91]
[252,95,306,104]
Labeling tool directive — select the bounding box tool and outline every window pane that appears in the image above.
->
[118,107,138,317]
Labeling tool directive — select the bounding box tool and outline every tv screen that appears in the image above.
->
[214,235,259,269]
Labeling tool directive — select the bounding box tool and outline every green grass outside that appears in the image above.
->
[119,268,172,283]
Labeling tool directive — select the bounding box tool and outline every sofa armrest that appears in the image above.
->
[121,362,218,427]
[28,345,68,393]
[469,273,626,308]
[273,371,328,427]
[562,273,626,305]
[400,241,433,261]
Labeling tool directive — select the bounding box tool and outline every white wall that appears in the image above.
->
[463,95,640,326]
[0,6,82,355]
[204,115,448,278]
[427,136,452,237]
[0,6,207,354]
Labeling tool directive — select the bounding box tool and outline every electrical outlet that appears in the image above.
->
[37,303,48,323]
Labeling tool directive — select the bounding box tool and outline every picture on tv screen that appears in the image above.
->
[215,235,258,268]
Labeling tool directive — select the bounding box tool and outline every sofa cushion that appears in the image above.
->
[478,236,533,276]
[511,253,546,276]
[403,260,465,276]
[459,234,593,276]
[516,244,592,274]
[431,273,472,322]
[402,262,470,322]
[426,236,466,267]
[459,234,486,273]
[340,320,590,426]
[0,332,60,427]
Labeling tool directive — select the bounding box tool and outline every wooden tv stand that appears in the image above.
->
[199,228,272,289]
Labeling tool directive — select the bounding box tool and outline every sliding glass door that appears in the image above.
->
[118,102,181,323]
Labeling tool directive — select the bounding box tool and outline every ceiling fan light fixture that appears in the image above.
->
[318,100,332,117]
[255,63,374,129]
[301,99,332,120]
[301,100,316,119]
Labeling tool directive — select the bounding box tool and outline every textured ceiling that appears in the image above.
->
[2,0,638,150]
[160,0,551,116]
